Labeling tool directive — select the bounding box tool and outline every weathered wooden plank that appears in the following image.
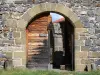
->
[28,30,48,33]
[28,39,45,42]
[28,45,48,49]
[28,36,48,39]
[28,27,47,30]
[26,13,51,68]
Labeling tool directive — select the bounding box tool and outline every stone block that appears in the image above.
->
[80,36,87,40]
[80,16,89,23]
[75,28,87,33]
[75,40,85,46]
[83,22,90,28]
[14,52,25,58]
[82,1,90,6]
[54,4,69,17]
[75,64,86,71]
[87,10,95,16]
[3,52,12,58]
[88,17,95,22]
[97,47,100,51]
[14,0,27,4]
[17,19,28,28]
[95,59,100,66]
[14,28,24,31]
[45,3,51,11]
[11,45,24,52]
[31,4,42,14]
[75,59,81,65]
[15,39,22,45]
[22,58,26,65]
[13,58,22,67]
[5,19,17,28]
[48,64,53,70]
[80,11,87,15]
[3,40,14,44]
[27,8,37,18]
[90,35,97,39]
[20,31,26,44]
[0,39,3,44]
[69,11,79,23]
[85,39,92,46]
[75,51,88,58]
[96,16,100,22]
[0,25,2,31]
[95,39,100,46]
[11,12,21,19]
[80,33,87,37]
[39,3,47,11]
[88,28,95,34]
[15,5,25,13]
[96,33,100,39]
[90,47,98,52]
[80,33,88,37]
[8,32,13,40]
[95,23,100,28]
[97,66,100,70]
[90,52,100,58]
[53,34,62,38]
[13,32,20,38]
[22,11,32,22]
[11,28,17,32]
[81,46,89,51]
[75,46,80,51]
[75,33,79,39]
[60,65,65,70]
[89,23,95,28]
[54,37,63,46]
[58,47,63,51]
[95,8,100,15]
[95,29,100,34]
[3,32,8,38]
[50,3,58,11]
[34,0,58,4]
[54,47,63,51]
[81,59,93,64]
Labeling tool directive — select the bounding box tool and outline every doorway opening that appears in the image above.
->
[49,12,74,70]
[26,12,74,71]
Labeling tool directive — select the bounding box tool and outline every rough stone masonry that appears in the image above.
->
[0,0,100,71]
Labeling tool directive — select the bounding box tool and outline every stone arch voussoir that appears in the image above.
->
[18,3,84,28]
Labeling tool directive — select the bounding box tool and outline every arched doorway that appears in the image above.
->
[26,12,74,70]
[17,3,87,71]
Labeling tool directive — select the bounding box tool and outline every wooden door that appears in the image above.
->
[26,13,52,69]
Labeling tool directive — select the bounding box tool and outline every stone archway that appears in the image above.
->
[18,3,83,28]
[17,3,89,71]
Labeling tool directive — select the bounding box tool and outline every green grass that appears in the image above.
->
[75,71,100,75]
[0,68,100,75]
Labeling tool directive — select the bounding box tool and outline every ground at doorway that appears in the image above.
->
[0,68,100,75]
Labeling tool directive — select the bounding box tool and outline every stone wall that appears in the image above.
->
[0,0,100,71]
[71,1,100,70]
